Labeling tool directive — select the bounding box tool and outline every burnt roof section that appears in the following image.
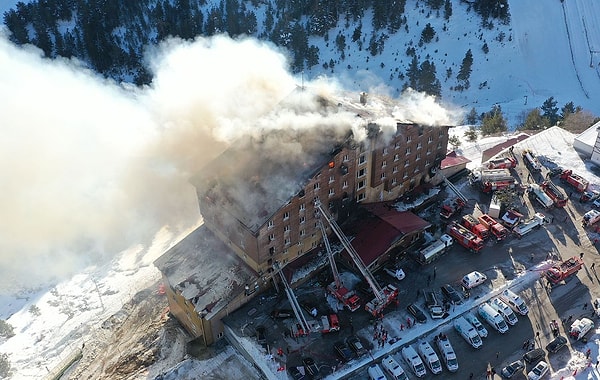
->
[153,225,257,319]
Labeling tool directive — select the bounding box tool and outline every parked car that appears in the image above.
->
[256,325,267,346]
[270,309,294,319]
[287,366,305,380]
[527,360,549,380]
[302,357,319,377]
[501,359,525,378]
[545,335,567,353]
[523,348,545,364]
[406,303,427,324]
[461,271,487,289]
[346,335,367,357]
[334,341,354,362]
[441,283,462,304]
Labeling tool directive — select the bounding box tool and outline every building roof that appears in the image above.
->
[348,204,431,266]
[441,151,471,170]
[153,225,257,320]
[481,133,530,162]
[574,120,600,157]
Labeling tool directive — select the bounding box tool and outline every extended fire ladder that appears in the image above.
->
[315,202,397,316]
[444,175,469,204]
[272,262,313,336]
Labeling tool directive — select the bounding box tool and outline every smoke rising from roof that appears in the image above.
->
[0,31,459,292]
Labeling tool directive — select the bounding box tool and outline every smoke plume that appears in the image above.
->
[0,31,460,292]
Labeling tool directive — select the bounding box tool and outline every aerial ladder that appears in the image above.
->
[444,175,469,204]
[272,262,314,337]
[315,202,398,316]
[317,220,361,312]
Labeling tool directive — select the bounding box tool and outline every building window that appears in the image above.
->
[428,136,433,143]
[311,241,318,248]
[381,160,387,168]
[403,172,408,179]
[342,180,348,188]
[416,153,421,161]
[437,142,442,149]
[395,142,401,149]
[358,168,366,178]
[300,216,306,224]
[358,193,366,201]
[283,212,290,220]
[269,233,275,242]
[427,147,432,155]
[359,155,366,165]
[393,166,398,173]
[284,237,291,245]
[284,225,290,233]
[328,188,335,197]
[343,154,349,162]
[405,147,411,156]
[425,159,431,167]
[329,176,335,184]
[413,167,420,173]
[404,159,410,167]
[300,229,306,237]
[357,180,366,190]
[394,154,399,161]
[313,183,320,190]
[383,147,388,155]
[283,248,288,255]
[417,142,422,150]
[406,135,412,143]
[392,178,397,185]
[297,241,303,246]
[439,130,444,137]
[299,203,305,211]
[380,172,386,179]
[267,220,274,229]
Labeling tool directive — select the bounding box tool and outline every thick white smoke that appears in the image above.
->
[0,30,461,292]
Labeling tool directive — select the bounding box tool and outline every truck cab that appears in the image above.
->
[402,345,427,378]
[454,316,483,348]
[478,303,509,333]
[490,298,519,325]
[499,289,529,315]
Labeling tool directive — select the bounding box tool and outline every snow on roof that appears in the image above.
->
[480,133,530,163]
[153,225,257,319]
[574,119,600,156]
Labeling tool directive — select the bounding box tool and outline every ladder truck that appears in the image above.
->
[528,183,554,208]
[486,157,517,170]
[273,262,319,337]
[317,220,361,312]
[315,202,398,317]
[447,222,484,252]
[560,169,589,193]
[522,150,542,171]
[541,180,568,207]
[477,214,508,241]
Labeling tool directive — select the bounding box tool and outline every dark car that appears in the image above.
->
[406,303,427,324]
[334,341,354,362]
[523,348,545,364]
[501,359,525,378]
[256,325,267,346]
[346,335,367,357]
[546,335,568,353]
[271,309,294,319]
[441,283,462,304]
[287,366,305,380]
[302,357,319,377]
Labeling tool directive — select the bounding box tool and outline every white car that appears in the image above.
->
[461,271,487,289]
[384,268,406,280]
[527,360,549,380]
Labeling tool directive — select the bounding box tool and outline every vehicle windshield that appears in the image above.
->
[498,320,508,329]
[432,360,441,370]
[416,363,425,372]
[473,335,482,345]
[448,358,458,367]
[533,366,543,375]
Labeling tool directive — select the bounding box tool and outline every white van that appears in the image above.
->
[478,303,509,333]
[499,289,529,315]
[490,298,519,325]
[381,355,408,380]
[435,334,459,372]
[464,313,488,338]
[417,340,442,374]
[461,271,487,289]
[402,345,427,378]
[454,316,483,348]
[368,364,386,380]
[570,318,594,340]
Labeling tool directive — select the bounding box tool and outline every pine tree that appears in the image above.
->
[457,49,473,82]
[466,107,478,125]
[541,97,559,127]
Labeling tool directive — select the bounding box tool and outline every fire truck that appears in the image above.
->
[528,183,554,208]
[316,202,398,317]
[544,256,584,285]
[522,150,542,171]
[471,169,517,193]
[440,198,466,219]
[447,222,484,252]
[486,157,517,170]
[560,169,589,193]
[513,213,546,238]
[501,209,523,229]
[461,214,489,240]
[540,180,568,207]
[317,220,361,312]
[477,214,508,241]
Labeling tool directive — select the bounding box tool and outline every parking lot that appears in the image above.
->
[223,148,600,379]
